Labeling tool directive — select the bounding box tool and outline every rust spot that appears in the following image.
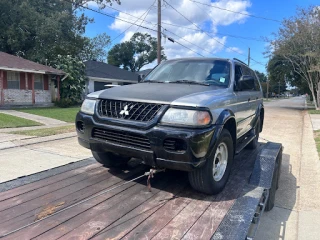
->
[35,201,65,221]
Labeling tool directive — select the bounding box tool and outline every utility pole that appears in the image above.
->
[267,77,269,100]
[157,0,161,64]
[248,48,250,66]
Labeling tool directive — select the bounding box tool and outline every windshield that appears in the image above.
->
[144,59,231,87]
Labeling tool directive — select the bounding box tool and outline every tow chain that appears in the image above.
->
[147,168,165,191]
[0,168,165,238]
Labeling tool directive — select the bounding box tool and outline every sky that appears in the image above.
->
[82,0,319,73]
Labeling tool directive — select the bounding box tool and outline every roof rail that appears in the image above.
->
[233,58,248,66]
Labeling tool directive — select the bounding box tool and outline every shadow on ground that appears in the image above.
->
[104,143,265,203]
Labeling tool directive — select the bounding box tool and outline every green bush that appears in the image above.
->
[54,99,78,108]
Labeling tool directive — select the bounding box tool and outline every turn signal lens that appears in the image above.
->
[161,108,211,126]
[194,111,211,125]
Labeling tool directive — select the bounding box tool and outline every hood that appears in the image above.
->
[96,82,227,106]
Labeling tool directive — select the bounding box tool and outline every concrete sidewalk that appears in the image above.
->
[0,136,91,183]
[0,109,66,125]
[0,131,76,150]
[310,114,320,131]
[256,97,320,240]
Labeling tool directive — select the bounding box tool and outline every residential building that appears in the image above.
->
[137,68,153,76]
[84,60,139,94]
[0,52,65,106]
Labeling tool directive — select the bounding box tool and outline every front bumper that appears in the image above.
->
[76,112,217,171]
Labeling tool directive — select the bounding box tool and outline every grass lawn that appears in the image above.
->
[11,125,75,137]
[0,113,42,129]
[309,110,320,114]
[314,130,320,159]
[18,107,80,123]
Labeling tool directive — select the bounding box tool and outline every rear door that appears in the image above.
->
[250,69,263,112]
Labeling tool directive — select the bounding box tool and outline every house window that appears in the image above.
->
[34,74,43,90]
[7,71,20,89]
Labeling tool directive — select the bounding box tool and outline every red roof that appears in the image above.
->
[0,52,65,75]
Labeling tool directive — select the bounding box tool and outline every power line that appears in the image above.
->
[189,0,281,23]
[164,0,266,66]
[63,0,205,58]
[162,21,267,42]
[109,1,156,45]
[104,3,211,58]
[64,0,266,66]
[169,39,205,57]
[93,1,268,62]
[164,28,216,57]
[136,5,154,32]
[99,1,269,44]
[189,0,249,48]
[163,0,244,56]
[63,0,158,33]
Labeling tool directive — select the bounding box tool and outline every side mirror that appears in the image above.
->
[138,74,145,82]
[238,75,255,91]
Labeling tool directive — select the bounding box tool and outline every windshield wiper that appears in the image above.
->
[169,80,210,86]
[142,80,165,83]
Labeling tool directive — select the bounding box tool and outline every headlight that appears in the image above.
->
[161,108,211,126]
[81,99,96,115]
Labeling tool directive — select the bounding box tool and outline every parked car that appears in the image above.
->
[76,58,264,194]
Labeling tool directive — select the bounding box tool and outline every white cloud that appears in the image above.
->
[89,0,251,59]
[226,46,243,54]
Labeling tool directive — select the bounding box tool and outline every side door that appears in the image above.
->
[233,64,255,138]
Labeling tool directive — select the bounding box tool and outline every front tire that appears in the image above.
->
[92,151,130,168]
[188,129,234,195]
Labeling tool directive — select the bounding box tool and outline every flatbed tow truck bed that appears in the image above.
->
[0,142,282,240]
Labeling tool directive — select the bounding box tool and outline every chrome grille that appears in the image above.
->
[92,128,151,150]
[98,100,163,122]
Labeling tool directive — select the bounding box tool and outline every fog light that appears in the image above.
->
[76,121,85,133]
[163,138,187,152]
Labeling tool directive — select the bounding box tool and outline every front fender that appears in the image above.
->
[214,109,235,126]
[204,110,236,160]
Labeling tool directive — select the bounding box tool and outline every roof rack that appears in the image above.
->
[233,58,248,66]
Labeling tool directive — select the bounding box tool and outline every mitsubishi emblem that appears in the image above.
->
[120,105,129,116]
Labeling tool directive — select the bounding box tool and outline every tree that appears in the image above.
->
[0,0,117,104]
[268,6,320,109]
[255,70,267,82]
[54,55,87,102]
[80,33,111,61]
[107,32,166,72]
[267,55,288,95]
[0,0,115,65]
[268,54,311,96]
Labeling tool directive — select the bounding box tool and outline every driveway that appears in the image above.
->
[257,96,320,240]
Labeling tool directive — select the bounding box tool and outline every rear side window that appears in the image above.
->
[250,69,261,91]
[241,65,251,76]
